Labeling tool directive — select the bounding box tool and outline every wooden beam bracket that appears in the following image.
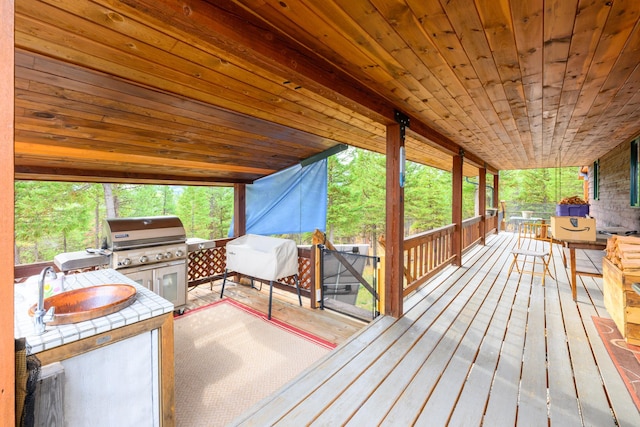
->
[394,110,410,141]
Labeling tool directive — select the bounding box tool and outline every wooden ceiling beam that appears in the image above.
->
[15,142,275,175]
[14,165,246,185]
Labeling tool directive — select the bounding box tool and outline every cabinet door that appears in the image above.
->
[125,269,153,290]
[154,263,186,308]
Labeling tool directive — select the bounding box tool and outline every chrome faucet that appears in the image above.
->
[34,266,57,335]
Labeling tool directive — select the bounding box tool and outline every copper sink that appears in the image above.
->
[28,284,137,325]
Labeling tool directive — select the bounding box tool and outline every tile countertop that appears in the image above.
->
[15,268,174,354]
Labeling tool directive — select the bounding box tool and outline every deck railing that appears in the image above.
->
[186,239,312,299]
[462,215,482,252]
[401,215,497,296]
[15,220,496,309]
[187,238,233,287]
[14,239,313,299]
[402,224,456,296]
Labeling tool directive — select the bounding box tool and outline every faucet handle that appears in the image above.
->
[43,307,55,323]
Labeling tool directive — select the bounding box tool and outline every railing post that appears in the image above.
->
[311,239,321,310]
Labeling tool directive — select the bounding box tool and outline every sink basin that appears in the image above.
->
[28,284,137,325]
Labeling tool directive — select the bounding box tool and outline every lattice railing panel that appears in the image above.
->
[281,255,312,290]
[187,246,226,286]
[187,245,314,292]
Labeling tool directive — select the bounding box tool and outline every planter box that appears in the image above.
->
[550,216,596,241]
[556,204,589,217]
[603,257,640,346]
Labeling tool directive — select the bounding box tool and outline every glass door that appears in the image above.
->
[122,267,154,290]
[154,262,186,308]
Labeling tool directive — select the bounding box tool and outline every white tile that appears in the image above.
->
[17,269,169,355]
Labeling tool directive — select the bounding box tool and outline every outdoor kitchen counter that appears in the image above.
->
[14,268,174,353]
[14,268,176,425]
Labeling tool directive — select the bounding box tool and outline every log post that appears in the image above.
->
[233,183,246,237]
[494,173,500,234]
[452,153,463,266]
[1,0,15,422]
[479,167,486,245]
[385,111,408,318]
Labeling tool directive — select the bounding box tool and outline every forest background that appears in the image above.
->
[14,147,584,265]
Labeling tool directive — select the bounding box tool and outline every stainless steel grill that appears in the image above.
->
[54,216,189,312]
[102,216,188,312]
[103,215,186,251]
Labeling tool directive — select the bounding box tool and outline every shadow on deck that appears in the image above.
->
[231,232,640,426]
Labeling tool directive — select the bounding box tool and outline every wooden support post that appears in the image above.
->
[494,173,500,234]
[493,173,500,210]
[1,1,15,422]
[385,117,406,318]
[452,154,463,266]
[233,183,246,237]
[310,244,318,309]
[159,313,175,426]
[479,167,487,245]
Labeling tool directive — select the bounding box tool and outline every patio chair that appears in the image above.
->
[507,222,555,286]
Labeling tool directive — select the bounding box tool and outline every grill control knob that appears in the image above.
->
[139,255,149,264]
[122,258,132,266]
[165,252,173,259]
[175,249,184,257]
[155,253,164,261]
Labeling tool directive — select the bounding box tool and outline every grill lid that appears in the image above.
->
[103,216,186,250]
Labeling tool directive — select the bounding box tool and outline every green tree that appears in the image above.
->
[350,149,386,244]
[117,185,170,217]
[176,186,211,237]
[327,149,363,241]
[208,187,234,238]
[15,181,93,263]
[500,167,585,217]
[405,164,451,233]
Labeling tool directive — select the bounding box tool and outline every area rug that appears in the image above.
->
[593,316,640,410]
[174,299,335,427]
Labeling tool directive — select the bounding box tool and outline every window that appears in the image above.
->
[593,160,600,200]
[631,138,640,207]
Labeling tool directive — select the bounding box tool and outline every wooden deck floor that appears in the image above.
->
[229,232,640,426]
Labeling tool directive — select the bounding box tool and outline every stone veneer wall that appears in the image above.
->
[589,138,640,231]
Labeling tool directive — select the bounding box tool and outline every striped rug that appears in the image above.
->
[593,316,640,410]
[174,299,334,426]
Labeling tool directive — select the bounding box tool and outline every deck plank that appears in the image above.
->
[233,315,397,427]
[348,239,512,425]
[557,255,619,426]
[281,236,509,425]
[413,243,516,426]
[230,233,640,427]
[482,279,530,425]
[545,255,583,425]
[515,270,548,425]
[447,251,522,425]
[363,241,513,426]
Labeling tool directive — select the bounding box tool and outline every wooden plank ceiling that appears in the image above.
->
[13,0,640,184]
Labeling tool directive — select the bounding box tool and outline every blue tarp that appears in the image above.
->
[229,159,327,236]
